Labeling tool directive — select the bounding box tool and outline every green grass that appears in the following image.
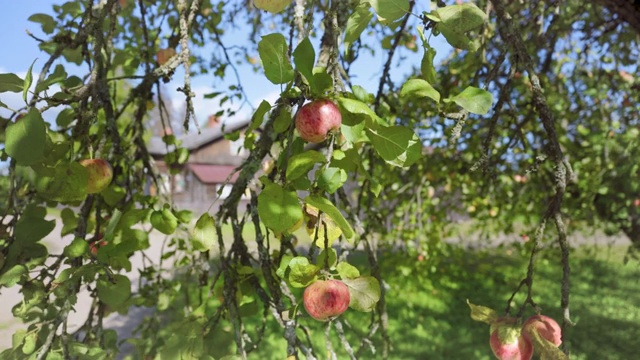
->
[115,238,638,359]
[195,242,640,359]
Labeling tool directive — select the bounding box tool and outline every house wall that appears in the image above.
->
[189,140,232,163]
[148,130,250,215]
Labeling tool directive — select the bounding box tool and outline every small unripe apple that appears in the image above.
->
[303,279,350,321]
[253,0,292,13]
[522,314,562,347]
[80,159,113,194]
[295,99,342,143]
[490,326,533,360]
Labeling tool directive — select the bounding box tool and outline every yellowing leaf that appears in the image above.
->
[467,300,498,324]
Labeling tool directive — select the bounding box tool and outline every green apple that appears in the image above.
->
[80,159,113,194]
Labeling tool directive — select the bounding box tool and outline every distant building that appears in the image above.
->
[147,116,251,213]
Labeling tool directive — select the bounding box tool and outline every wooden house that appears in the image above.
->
[147,117,251,213]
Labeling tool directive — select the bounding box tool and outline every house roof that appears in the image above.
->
[147,119,250,156]
[189,163,240,184]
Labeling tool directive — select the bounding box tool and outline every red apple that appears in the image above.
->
[253,0,292,13]
[522,314,562,347]
[295,99,342,143]
[80,159,113,194]
[490,325,533,360]
[90,240,108,256]
[303,279,350,321]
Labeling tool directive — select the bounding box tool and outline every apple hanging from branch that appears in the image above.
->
[522,314,562,346]
[490,327,533,360]
[490,318,533,360]
[80,159,113,194]
[303,279,350,321]
[295,99,342,143]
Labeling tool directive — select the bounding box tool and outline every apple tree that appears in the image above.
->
[0,0,638,359]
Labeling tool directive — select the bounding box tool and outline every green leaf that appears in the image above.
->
[258,33,294,84]
[35,162,89,202]
[311,67,334,95]
[23,59,37,103]
[466,300,498,324]
[435,3,487,51]
[56,108,75,128]
[60,207,78,236]
[276,254,293,279]
[102,185,126,207]
[367,125,422,167]
[316,248,337,269]
[293,37,315,87]
[60,1,83,17]
[21,332,37,355]
[247,100,271,134]
[305,195,354,239]
[0,73,24,93]
[257,183,303,233]
[436,3,487,30]
[28,13,56,34]
[0,265,27,287]
[342,276,380,312]
[400,78,440,103]
[15,215,55,244]
[452,86,494,115]
[42,140,69,165]
[103,209,122,242]
[64,237,89,258]
[336,262,360,280]
[369,0,410,26]
[288,256,319,288]
[36,64,67,93]
[5,108,47,165]
[417,27,438,84]
[96,274,131,308]
[151,208,178,235]
[286,150,326,181]
[192,213,216,252]
[337,97,380,125]
[340,120,368,144]
[176,209,193,223]
[273,105,292,134]
[344,4,374,50]
[351,85,372,103]
[62,47,83,65]
[316,167,348,194]
[253,0,292,13]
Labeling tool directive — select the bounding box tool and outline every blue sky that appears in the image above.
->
[0,1,448,128]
